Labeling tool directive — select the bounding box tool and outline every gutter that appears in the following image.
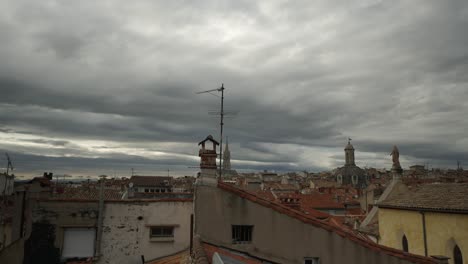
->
[420,211,428,257]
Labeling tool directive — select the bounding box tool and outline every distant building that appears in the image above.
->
[0,178,193,264]
[377,183,468,263]
[129,175,173,194]
[335,140,368,189]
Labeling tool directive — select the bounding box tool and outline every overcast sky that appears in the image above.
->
[1,0,467,178]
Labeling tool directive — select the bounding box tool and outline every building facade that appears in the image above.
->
[378,183,468,264]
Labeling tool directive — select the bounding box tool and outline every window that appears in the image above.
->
[454,245,463,264]
[232,225,253,244]
[304,257,320,264]
[402,235,409,252]
[144,188,149,193]
[62,228,96,259]
[150,226,174,238]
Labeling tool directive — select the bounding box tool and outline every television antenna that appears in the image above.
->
[5,153,13,175]
[196,84,226,178]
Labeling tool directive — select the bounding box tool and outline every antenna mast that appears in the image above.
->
[5,153,13,175]
[196,83,226,179]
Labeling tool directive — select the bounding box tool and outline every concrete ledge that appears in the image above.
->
[150,237,175,242]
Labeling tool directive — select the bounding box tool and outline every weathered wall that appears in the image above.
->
[0,174,14,196]
[24,200,98,263]
[195,185,427,264]
[0,222,12,249]
[97,200,193,264]
[0,237,24,264]
[379,208,468,264]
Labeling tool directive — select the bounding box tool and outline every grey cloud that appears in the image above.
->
[0,0,467,176]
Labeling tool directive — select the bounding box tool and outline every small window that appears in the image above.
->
[402,235,409,252]
[232,225,253,244]
[144,188,149,193]
[150,226,174,238]
[454,244,463,264]
[304,257,320,264]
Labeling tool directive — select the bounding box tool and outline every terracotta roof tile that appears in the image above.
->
[130,176,173,187]
[146,250,188,264]
[50,187,123,200]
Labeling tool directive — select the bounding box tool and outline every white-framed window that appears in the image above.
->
[304,257,320,264]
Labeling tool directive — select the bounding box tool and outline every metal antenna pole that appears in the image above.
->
[196,83,227,180]
[219,84,225,179]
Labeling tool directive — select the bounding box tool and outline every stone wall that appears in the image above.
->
[97,200,193,264]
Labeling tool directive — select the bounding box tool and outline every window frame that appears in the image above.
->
[149,226,175,238]
[231,225,253,244]
[146,225,179,242]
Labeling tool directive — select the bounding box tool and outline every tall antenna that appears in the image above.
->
[5,153,13,175]
[196,84,225,178]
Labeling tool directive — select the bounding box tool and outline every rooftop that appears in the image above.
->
[378,183,468,213]
[130,176,172,187]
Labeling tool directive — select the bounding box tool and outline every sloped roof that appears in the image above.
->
[146,250,188,264]
[130,176,172,187]
[218,182,436,264]
[378,183,468,213]
[51,187,123,200]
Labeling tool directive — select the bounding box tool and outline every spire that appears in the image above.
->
[223,136,231,170]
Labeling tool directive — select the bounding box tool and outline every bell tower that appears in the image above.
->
[345,138,355,166]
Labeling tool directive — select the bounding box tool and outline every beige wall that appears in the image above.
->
[379,208,468,264]
[98,201,193,264]
[195,185,425,264]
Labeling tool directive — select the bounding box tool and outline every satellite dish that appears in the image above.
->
[129,182,134,188]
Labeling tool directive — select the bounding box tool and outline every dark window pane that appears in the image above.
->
[402,235,408,252]
[454,245,463,264]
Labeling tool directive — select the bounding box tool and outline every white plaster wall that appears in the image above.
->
[98,201,193,264]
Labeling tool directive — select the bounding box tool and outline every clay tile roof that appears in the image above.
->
[130,176,172,187]
[300,192,345,209]
[378,183,468,213]
[146,250,188,264]
[51,187,123,200]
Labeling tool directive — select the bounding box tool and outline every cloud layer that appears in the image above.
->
[1,0,467,177]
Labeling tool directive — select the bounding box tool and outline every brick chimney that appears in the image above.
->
[198,135,219,186]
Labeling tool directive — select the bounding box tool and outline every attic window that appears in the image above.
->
[232,225,253,244]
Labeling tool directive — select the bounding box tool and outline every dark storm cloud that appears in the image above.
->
[1,0,468,176]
